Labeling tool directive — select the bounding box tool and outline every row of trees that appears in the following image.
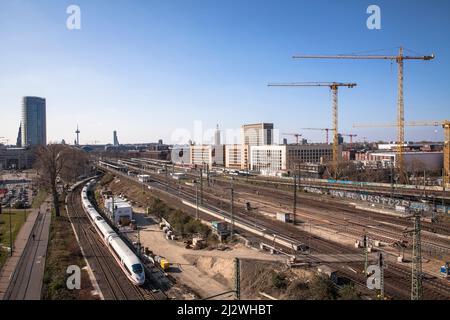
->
[34,144,91,217]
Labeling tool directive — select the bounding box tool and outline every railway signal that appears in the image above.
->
[363,234,369,276]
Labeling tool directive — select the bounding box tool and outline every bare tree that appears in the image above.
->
[60,148,90,183]
[34,144,90,216]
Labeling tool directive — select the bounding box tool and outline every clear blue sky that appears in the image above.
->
[0,0,449,145]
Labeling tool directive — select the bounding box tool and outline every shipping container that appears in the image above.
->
[276,212,290,223]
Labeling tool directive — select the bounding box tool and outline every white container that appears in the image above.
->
[276,212,290,223]
[397,256,404,263]
[374,240,381,247]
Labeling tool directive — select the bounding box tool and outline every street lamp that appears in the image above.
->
[193,180,199,220]
[9,204,13,256]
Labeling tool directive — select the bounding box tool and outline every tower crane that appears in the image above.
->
[353,120,450,186]
[282,133,302,145]
[293,47,435,183]
[340,133,358,148]
[300,128,332,144]
[268,82,356,175]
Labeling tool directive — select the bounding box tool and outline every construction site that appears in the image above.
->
[83,47,450,301]
[2,3,450,313]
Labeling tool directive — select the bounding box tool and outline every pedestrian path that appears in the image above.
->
[0,199,51,300]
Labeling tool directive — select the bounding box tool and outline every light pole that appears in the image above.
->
[9,204,13,256]
[246,202,258,229]
[194,180,199,220]
[227,177,235,240]
[200,166,204,205]
[137,225,141,256]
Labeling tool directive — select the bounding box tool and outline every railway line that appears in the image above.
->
[4,209,50,300]
[211,176,450,249]
[66,181,162,300]
[97,161,450,299]
[120,157,450,202]
[109,158,450,256]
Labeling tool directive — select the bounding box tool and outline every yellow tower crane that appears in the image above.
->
[353,120,450,186]
[268,82,356,176]
[293,47,435,183]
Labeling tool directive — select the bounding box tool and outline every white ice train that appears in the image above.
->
[81,180,145,286]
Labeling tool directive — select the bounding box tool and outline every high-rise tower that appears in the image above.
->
[113,130,119,146]
[75,125,80,146]
[214,124,221,145]
[21,97,46,147]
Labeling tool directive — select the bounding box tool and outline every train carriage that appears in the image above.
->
[80,180,145,286]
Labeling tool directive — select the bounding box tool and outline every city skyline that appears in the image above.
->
[1,0,449,145]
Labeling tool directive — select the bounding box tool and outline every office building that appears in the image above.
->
[190,145,225,168]
[0,145,34,170]
[170,145,191,165]
[225,144,249,170]
[214,124,221,145]
[250,144,336,176]
[21,96,46,147]
[241,123,274,146]
[363,151,443,172]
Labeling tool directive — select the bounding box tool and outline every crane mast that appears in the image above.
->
[269,82,356,177]
[293,47,435,182]
[353,120,449,186]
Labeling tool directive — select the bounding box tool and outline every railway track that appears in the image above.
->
[99,162,450,300]
[4,208,50,300]
[104,160,450,257]
[67,182,160,300]
[212,177,450,249]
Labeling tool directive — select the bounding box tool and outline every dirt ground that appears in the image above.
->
[130,212,287,299]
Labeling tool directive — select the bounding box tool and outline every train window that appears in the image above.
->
[132,264,143,274]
